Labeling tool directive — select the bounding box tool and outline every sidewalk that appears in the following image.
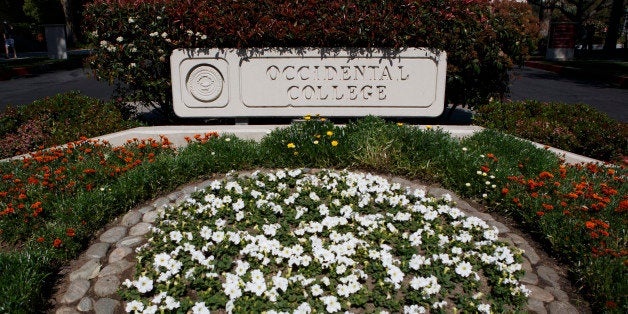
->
[0,50,90,81]
[524,60,628,88]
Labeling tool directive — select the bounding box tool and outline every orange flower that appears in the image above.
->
[542,203,554,210]
[536,211,545,216]
[53,238,62,248]
[36,237,44,243]
[531,192,539,198]
[480,165,490,173]
[501,188,509,195]
[539,171,554,179]
[585,221,596,229]
[66,228,75,237]
[590,231,599,239]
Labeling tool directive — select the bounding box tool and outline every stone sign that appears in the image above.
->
[171,48,446,118]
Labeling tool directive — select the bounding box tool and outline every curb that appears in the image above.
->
[524,61,628,88]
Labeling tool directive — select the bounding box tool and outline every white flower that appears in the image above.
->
[404,305,426,314]
[116,36,124,42]
[455,261,473,277]
[295,302,311,314]
[149,32,158,37]
[128,18,135,23]
[211,231,225,243]
[143,305,158,314]
[311,284,324,296]
[164,296,180,310]
[134,276,153,294]
[191,302,210,314]
[478,303,491,314]
[161,32,168,38]
[125,300,144,312]
[320,295,341,313]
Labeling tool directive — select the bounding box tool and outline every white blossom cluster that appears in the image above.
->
[123,169,529,313]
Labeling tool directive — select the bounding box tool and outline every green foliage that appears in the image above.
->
[0,116,624,312]
[474,100,628,162]
[0,92,142,159]
[22,0,64,24]
[84,0,539,117]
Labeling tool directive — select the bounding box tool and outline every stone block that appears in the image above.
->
[171,48,447,118]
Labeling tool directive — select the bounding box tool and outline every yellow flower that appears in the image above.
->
[314,134,321,139]
[425,125,432,130]
[287,143,296,149]
[304,115,311,120]
[397,122,403,126]
[331,140,339,147]
[326,131,333,136]
[293,151,299,156]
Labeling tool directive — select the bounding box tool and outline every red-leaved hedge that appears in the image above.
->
[85,0,538,119]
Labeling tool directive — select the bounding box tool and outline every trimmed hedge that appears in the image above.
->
[473,100,628,162]
[84,0,538,119]
[0,92,141,159]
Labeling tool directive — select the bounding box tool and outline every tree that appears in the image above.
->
[603,0,626,51]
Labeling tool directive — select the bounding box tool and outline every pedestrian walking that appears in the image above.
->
[3,20,17,59]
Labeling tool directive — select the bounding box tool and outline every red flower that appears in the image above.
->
[480,165,490,173]
[53,238,62,248]
[66,228,76,237]
[501,188,509,195]
[536,211,545,216]
[542,203,554,210]
[36,237,44,243]
[590,231,599,239]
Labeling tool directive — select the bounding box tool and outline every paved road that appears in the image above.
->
[0,68,115,112]
[1,66,626,123]
[508,67,627,123]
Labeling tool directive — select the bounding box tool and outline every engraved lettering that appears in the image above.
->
[380,66,391,81]
[333,85,344,100]
[267,65,279,80]
[341,66,351,80]
[368,66,378,80]
[284,66,295,80]
[298,66,310,80]
[348,86,358,100]
[325,66,337,80]
[354,66,365,80]
[303,85,315,99]
[398,66,409,80]
[377,86,386,100]
[317,85,328,100]
[287,86,299,100]
[361,85,373,99]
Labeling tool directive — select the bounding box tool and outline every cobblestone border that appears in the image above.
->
[53,170,587,314]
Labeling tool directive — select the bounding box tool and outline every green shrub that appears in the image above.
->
[84,0,538,118]
[473,100,628,162]
[0,92,141,159]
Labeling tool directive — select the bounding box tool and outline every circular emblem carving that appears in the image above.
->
[186,65,223,102]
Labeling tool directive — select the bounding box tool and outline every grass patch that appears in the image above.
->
[0,116,625,312]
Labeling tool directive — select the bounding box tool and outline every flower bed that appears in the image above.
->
[122,169,529,313]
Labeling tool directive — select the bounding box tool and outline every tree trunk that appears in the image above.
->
[603,0,625,52]
[60,0,76,46]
